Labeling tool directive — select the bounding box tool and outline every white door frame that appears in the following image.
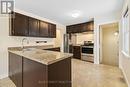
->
[94,21,119,64]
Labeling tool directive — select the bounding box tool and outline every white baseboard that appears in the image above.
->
[121,68,130,87]
[0,74,8,79]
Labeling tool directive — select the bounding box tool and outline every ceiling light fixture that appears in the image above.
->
[71,10,81,18]
[114,31,119,36]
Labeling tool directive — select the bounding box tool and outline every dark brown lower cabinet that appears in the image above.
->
[23,57,71,87]
[68,45,82,59]
[23,58,48,87]
[9,52,23,87]
[48,58,71,87]
[73,46,81,59]
[9,52,71,87]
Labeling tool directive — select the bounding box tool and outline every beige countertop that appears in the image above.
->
[8,46,73,65]
[8,45,58,50]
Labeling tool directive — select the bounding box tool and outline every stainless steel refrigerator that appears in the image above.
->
[63,34,69,53]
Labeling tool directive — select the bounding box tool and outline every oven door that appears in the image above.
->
[82,46,93,54]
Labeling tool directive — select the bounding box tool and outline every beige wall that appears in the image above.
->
[54,28,65,47]
[0,10,65,79]
[119,0,130,86]
[120,52,130,87]
[101,25,119,66]
[71,34,77,45]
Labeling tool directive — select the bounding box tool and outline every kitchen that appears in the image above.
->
[0,0,129,87]
[65,21,94,63]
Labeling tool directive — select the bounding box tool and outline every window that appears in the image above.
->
[123,7,130,55]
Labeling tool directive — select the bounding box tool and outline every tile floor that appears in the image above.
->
[0,59,128,87]
[72,59,127,87]
[0,78,16,87]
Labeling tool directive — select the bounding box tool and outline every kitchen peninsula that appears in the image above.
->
[8,47,72,87]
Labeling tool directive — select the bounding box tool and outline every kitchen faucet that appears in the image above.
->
[21,38,29,50]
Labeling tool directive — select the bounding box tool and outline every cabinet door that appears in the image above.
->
[72,25,78,33]
[73,46,81,59]
[9,52,23,87]
[49,23,56,38]
[75,24,83,33]
[11,12,29,36]
[66,26,72,33]
[83,21,94,32]
[29,17,39,37]
[23,58,47,87]
[67,21,94,33]
[87,21,94,31]
[82,23,87,32]
[67,24,82,33]
[67,25,76,33]
[39,21,49,37]
[48,58,71,87]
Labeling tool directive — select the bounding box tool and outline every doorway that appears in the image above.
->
[99,23,119,66]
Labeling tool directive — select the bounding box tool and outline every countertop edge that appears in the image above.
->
[8,49,73,65]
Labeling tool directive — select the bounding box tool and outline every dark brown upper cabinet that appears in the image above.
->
[28,17,39,37]
[66,21,94,34]
[39,22,56,38]
[49,23,56,38]
[67,25,80,33]
[39,21,49,37]
[10,12,29,36]
[82,21,94,32]
[66,25,74,34]
[9,12,56,38]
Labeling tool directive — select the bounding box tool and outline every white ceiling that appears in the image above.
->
[15,0,124,25]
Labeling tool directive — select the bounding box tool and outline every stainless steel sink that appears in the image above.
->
[22,48,46,54]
